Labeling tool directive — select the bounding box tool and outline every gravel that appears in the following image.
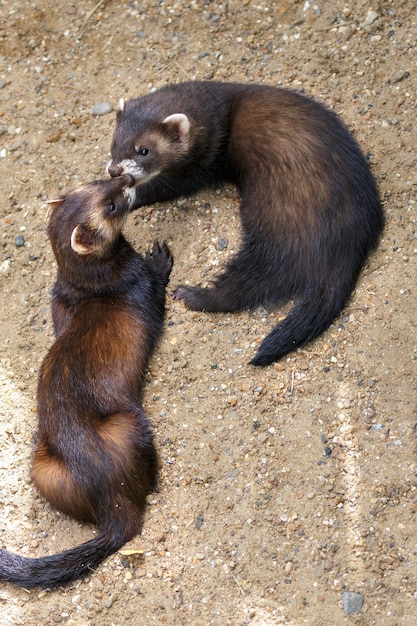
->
[0,1,416,625]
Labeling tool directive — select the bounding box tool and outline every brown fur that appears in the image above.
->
[0,176,173,588]
[108,81,384,365]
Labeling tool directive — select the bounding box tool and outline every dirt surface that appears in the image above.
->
[0,0,416,624]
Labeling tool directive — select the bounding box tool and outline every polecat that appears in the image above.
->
[107,81,384,366]
[0,175,173,588]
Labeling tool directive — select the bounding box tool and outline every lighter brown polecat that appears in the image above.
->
[107,81,384,366]
[0,175,173,588]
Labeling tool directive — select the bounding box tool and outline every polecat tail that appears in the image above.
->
[0,525,133,588]
[250,285,349,366]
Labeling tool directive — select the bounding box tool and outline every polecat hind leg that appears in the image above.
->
[174,237,283,312]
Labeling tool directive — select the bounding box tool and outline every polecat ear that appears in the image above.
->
[162,113,190,142]
[46,198,65,210]
[71,224,101,255]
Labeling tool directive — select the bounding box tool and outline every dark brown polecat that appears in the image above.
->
[0,175,173,588]
[107,81,384,366]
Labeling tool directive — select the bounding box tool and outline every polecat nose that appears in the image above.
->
[122,173,135,187]
[108,162,123,178]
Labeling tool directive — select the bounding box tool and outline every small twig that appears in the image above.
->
[172,59,194,81]
[232,575,245,596]
[290,369,295,394]
[101,34,114,52]
[316,20,355,32]
[80,0,107,30]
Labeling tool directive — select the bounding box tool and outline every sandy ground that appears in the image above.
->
[0,0,416,624]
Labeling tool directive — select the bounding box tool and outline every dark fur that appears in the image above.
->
[0,176,173,588]
[108,81,384,365]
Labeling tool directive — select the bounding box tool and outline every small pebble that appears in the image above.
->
[104,594,114,608]
[46,130,62,143]
[362,10,379,26]
[0,260,10,273]
[343,591,364,614]
[91,102,113,116]
[14,234,25,247]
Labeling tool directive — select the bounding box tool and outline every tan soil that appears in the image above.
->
[0,1,416,624]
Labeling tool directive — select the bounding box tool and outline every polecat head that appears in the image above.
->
[107,97,191,183]
[47,174,135,261]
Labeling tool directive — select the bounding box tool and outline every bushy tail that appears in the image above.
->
[0,525,132,589]
[250,285,348,366]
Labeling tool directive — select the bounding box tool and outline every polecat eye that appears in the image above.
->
[108,202,117,214]
[135,147,149,156]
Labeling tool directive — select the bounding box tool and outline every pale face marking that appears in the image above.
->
[108,158,161,185]
[123,185,136,209]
